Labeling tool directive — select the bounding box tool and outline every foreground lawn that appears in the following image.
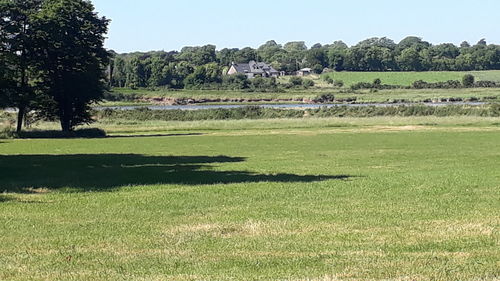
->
[1,119,499,280]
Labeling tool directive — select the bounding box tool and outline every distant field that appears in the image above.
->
[105,71,500,106]
[1,117,499,280]
[107,87,500,106]
[322,70,500,86]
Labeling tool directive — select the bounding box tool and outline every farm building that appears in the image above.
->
[227,61,281,78]
[296,68,312,76]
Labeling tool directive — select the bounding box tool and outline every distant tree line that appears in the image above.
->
[109,37,500,89]
[0,0,109,132]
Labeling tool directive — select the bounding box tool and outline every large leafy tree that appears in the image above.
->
[34,0,110,131]
[0,0,43,132]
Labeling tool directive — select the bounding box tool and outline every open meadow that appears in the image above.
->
[321,70,500,87]
[1,116,499,280]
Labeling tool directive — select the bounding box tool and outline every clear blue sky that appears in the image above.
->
[91,0,500,53]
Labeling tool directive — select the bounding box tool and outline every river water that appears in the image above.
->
[93,102,487,111]
[1,102,488,113]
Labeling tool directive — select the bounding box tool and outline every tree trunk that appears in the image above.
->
[16,106,25,133]
[60,116,71,132]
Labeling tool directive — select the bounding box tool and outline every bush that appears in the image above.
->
[312,64,324,74]
[412,80,462,89]
[103,91,139,102]
[323,76,334,84]
[303,79,315,88]
[289,76,303,86]
[222,73,250,90]
[333,80,344,87]
[350,82,374,90]
[474,80,500,88]
[313,94,335,103]
[0,127,17,139]
[462,74,475,87]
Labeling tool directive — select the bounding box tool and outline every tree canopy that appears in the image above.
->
[108,36,500,89]
[0,0,109,132]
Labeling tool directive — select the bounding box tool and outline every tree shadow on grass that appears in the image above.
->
[0,154,351,193]
[107,133,204,138]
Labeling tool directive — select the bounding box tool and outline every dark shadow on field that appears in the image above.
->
[107,133,204,138]
[0,154,350,193]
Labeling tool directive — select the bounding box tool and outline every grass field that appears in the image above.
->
[1,117,499,280]
[106,71,500,106]
[321,70,500,87]
[109,87,500,106]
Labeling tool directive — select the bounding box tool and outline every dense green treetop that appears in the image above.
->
[108,36,500,89]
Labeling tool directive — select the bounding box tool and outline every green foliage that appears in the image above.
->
[289,76,303,86]
[462,74,475,87]
[412,80,462,89]
[249,77,278,92]
[0,0,44,132]
[109,37,500,92]
[33,0,110,131]
[302,79,315,88]
[0,0,109,132]
[0,127,17,139]
[313,94,335,103]
[183,63,222,89]
[312,64,324,74]
[323,76,334,84]
[333,80,345,87]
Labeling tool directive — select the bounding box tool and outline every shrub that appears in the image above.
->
[222,73,250,90]
[350,82,374,90]
[334,80,344,87]
[303,79,315,88]
[462,74,475,87]
[412,80,462,89]
[289,76,303,86]
[103,91,139,102]
[474,80,500,88]
[313,94,335,103]
[0,127,16,139]
[323,76,334,84]
[312,64,324,74]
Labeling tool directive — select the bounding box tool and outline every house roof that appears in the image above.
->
[231,61,279,74]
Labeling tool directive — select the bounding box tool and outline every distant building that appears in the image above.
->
[227,61,281,78]
[296,68,312,76]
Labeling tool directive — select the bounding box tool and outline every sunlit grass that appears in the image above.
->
[0,117,499,280]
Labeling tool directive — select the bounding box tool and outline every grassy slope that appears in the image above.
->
[322,70,500,86]
[1,118,499,280]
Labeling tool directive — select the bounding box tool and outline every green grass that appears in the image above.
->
[1,117,499,280]
[322,70,500,86]
[109,87,500,105]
